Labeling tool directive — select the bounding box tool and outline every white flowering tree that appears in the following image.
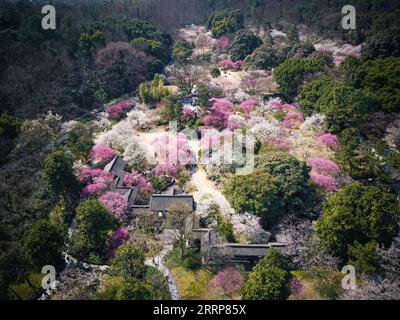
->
[230,212,271,244]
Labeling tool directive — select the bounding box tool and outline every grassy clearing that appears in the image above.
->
[9,273,43,300]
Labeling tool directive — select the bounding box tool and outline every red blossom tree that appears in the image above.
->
[209,266,244,298]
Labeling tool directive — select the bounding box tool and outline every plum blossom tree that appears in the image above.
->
[106,227,130,258]
[230,212,271,243]
[219,59,244,70]
[318,133,339,149]
[306,157,340,191]
[99,192,129,219]
[182,106,198,119]
[216,36,230,53]
[283,111,304,128]
[89,146,116,166]
[154,163,182,178]
[123,172,153,189]
[290,277,304,299]
[208,266,244,298]
[384,119,400,150]
[78,167,114,184]
[127,109,157,130]
[152,133,192,166]
[240,79,263,96]
[240,98,257,113]
[300,114,326,132]
[227,114,246,131]
[306,157,340,175]
[80,168,114,197]
[203,98,234,130]
[123,139,153,170]
[309,171,338,191]
[341,245,400,300]
[106,100,134,120]
[251,120,282,143]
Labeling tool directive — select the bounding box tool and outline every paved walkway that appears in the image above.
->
[190,165,234,215]
[145,230,181,300]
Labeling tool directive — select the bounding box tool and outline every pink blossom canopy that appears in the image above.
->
[99,191,129,218]
[106,100,133,119]
[89,145,116,164]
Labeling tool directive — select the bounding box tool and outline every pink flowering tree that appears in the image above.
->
[106,228,130,258]
[240,98,257,114]
[283,111,304,128]
[152,133,193,166]
[290,277,304,299]
[89,145,116,166]
[208,266,244,298]
[106,100,134,120]
[318,133,339,149]
[99,192,129,219]
[333,55,346,64]
[306,157,340,175]
[123,171,153,190]
[269,137,293,151]
[240,79,262,95]
[216,36,230,53]
[182,106,198,120]
[307,157,340,191]
[309,171,338,191]
[81,181,110,197]
[219,59,245,71]
[78,167,114,184]
[80,167,114,197]
[227,115,246,131]
[154,163,182,178]
[203,98,233,130]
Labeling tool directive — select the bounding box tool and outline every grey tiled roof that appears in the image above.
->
[149,194,194,212]
[104,155,126,178]
[114,187,139,206]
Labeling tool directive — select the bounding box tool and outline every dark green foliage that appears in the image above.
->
[211,68,221,78]
[42,151,79,196]
[157,96,183,124]
[22,219,65,270]
[286,25,299,43]
[316,84,374,132]
[216,218,236,243]
[245,45,282,70]
[0,113,23,140]
[240,249,291,300]
[207,9,244,38]
[386,151,400,171]
[255,151,317,216]
[316,182,400,261]
[348,241,380,275]
[363,27,400,59]
[172,40,195,61]
[182,248,202,270]
[274,56,329,100]
[67,122,94,160]
[0,242,30,299]
[78,31,105,56]
[223,169,284,227]
[298,76,334,116]
[342,57,400,112]
[111,243,146,279]
[149,176,174,193]
[229,30,262,61]
[197,85,224,109]
[70,198,118,263]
